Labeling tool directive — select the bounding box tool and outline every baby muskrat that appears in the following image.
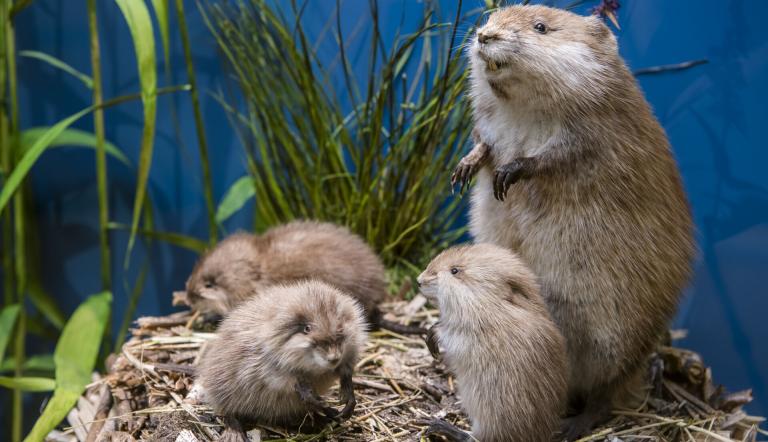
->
[198,280,367,428]
[180,220,423,333]
[417,244,568,442]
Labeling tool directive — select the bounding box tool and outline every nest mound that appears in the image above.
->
[49,298,764,441]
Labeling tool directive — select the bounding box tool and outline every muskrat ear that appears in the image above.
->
[506,279,531,301]
[585,15,612,40]
[249,262,262,281]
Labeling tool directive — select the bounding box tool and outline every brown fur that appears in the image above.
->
[460,5,696,436]
[198,280,367,426]
[418,244,568,442]
[185,221,387,317]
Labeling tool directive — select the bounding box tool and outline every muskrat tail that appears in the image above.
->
[378,318,428,335]
[369,307,427,335]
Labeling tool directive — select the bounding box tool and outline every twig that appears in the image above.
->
[633,59,708,76]
[84,384,113,442]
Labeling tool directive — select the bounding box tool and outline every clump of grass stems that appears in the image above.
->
[204,0,474,276]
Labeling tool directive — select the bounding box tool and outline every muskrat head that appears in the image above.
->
[417,243,541,312]
[275,282,367,374]
[185,233,265,315]
[470,5,617,105]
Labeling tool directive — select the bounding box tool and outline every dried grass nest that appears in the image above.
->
[49,295,765,442]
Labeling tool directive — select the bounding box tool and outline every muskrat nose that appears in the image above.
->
[477,31,497,44]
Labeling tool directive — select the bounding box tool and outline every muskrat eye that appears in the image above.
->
[534,22,547,34]
[303,324,312,334]
[450,267,460,275]
[204,281,214,289]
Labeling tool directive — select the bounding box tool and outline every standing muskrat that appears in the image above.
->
[453,5,695,438]
[417,244,568,442]
[180,220,422,334]
[198,280,367,427]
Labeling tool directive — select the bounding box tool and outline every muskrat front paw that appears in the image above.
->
[425,324,441,360]
[339,396,356,419]
[451,160,476,195]
[493,159,527,201]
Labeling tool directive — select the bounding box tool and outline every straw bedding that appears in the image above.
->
[48,296,764,442]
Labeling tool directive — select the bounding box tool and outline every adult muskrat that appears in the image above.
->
[453,5,695,438]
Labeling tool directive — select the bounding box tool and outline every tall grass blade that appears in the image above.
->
[0,304,20,365]
[88,0,112,291]
[115,264,148,351]
[20,127,130,165]
[114,0,158,267]
[215,175,255,224]
[24,291,112,442]
[175,0,216,244]
[19,50,93,89]
[0,0,12,306]
[0,376,55,392]
[4,9,26,440]
[149,0,170,68]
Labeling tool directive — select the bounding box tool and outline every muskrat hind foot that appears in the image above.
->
[219,416,248,442]
[422,419,473,442]
[558,403,611,441]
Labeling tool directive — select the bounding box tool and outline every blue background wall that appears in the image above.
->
[11,0,768,422]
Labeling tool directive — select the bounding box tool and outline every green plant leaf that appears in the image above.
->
[0,304,21,366]
[19,50,93,89]
[28,280,66,329]
[0,354,56,374]
[0,376,55,392]
[24,291,112,442]
[0,106,93,215]
[216,175,255,224]
[20,127,130,166]
[115,0,158,267]
[149,0,170,67]
[0,86,187,215]
[107,222,207,253]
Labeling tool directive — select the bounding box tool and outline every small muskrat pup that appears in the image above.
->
[454,5,695,438]
[198,280,367,427]
[180,220,422,333]
[417,244,568,442]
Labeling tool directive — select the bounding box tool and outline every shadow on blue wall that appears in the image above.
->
[9,0,768,429]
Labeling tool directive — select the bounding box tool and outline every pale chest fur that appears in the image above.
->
[474,100,562,166]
